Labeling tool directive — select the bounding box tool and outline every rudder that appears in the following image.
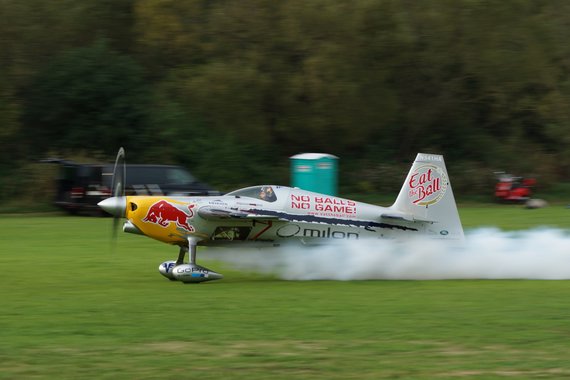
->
[390,153,464,240]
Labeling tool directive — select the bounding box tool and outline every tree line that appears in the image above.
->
[1,0,569,200]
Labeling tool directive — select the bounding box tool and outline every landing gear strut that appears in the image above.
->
[175,246,187,266]
[158,237,223,283]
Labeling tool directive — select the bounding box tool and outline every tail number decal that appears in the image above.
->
[409,165,448,206]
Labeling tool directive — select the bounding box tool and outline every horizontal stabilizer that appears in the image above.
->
[380,211,435,224]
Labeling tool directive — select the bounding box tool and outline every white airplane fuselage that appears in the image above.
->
[99,153,464,283]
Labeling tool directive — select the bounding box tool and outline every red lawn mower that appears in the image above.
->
[494,172,536,203]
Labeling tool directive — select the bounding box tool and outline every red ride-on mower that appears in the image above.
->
[494,172,536,203]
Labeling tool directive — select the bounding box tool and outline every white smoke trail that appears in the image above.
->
[206,228,570,280]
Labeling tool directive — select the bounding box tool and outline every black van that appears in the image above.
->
[43,159,220,214]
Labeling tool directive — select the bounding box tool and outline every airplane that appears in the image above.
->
[99,149,464,283]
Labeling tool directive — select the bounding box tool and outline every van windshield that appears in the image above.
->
[102,166,196,186]
[165,168,196,184]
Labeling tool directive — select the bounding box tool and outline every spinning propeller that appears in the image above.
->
[111,147,126,240]
[98,147,127,243]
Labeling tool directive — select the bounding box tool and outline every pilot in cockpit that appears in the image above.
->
[259,186,277,202]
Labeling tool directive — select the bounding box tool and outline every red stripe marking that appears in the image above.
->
[251,221,273,240]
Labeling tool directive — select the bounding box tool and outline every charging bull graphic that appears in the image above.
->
[143,200,195,232]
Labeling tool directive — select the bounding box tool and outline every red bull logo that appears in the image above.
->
[408,165,448,206]
[142,200,195,232]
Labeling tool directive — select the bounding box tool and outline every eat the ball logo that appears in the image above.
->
[408,165,448,206]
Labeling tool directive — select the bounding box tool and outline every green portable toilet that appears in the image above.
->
[290,153,339,195]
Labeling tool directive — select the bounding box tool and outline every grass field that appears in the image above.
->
[1,206,569,379]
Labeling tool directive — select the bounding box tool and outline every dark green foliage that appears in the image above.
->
[1,0,570,200]
[21,39,151,157]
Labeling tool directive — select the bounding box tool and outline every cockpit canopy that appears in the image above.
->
[226,186,278,202]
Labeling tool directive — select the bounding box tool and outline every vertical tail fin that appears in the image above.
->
[391,153,464,240]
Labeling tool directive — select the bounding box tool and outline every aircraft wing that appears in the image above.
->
[198,206,287,221]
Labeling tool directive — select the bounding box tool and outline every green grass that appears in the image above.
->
[1,208,569,379]
[459,204,570,230]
